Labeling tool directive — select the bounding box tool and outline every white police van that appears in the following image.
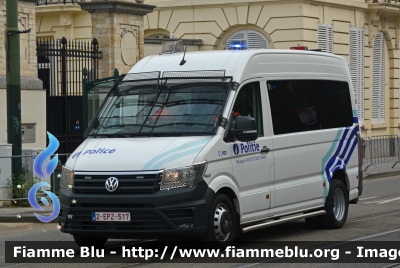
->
[59,41,363,246]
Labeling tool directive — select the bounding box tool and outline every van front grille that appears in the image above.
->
[74,173,162,195]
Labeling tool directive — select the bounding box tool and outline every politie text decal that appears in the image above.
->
[233,141,260,155]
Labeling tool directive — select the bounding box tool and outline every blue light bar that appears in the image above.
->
[229,40,247,50]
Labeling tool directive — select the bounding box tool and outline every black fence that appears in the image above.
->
[37,37,100,96]
[367,0,400,3]
[36,0,85,6]
[37,37,101,161]
[46,96,84,163]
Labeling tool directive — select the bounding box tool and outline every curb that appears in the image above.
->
[0,216,58,223]
[0,215,58,223]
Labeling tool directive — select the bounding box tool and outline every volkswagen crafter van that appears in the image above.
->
[59,42,363,246]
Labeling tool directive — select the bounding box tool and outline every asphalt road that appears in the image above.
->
[1,175,400,268]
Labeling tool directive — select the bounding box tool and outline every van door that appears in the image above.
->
[229,81,275,222]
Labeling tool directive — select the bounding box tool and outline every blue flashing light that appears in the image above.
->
[229,40,247,50]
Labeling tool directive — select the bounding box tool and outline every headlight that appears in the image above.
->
[60,166,74,189]
[160,162,208,190]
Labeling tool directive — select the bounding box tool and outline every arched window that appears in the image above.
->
[224,29,269,49]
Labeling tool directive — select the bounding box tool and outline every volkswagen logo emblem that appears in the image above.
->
[105,177,119,192]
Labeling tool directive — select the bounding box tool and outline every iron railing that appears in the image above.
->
[36,0,86,6]
[37,37,101,162]
[366,0,400,3]
[362,135,400,171]
[37,37,101,96]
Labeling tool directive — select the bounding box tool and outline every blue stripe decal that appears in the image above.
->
[339,127,358,161]
[321,129,343,197]
[324,117,359,185]
[344,135,359,164]
[148,145,207,170]
[352,109,358,117]
[142,137,211,170]
[332,128,349,159]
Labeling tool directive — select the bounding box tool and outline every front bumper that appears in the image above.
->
[59,180,214,239]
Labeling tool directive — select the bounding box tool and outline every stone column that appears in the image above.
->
[0,0,43,84]
[79,1,156,78]
[0,0,44,203]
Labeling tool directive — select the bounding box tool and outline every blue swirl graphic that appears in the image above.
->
[29,131,60,223]
[28,182,60,223]
[33,132,59,179]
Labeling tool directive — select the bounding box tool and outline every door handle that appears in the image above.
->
[261,146,270,154]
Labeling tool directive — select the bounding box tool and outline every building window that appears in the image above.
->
[318,24,333,53]
[372,32,385,124]
[224,30,269,50]
[349,27,365,121]
[267,80,353,135]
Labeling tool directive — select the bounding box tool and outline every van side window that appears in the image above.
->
[232,82,263,136]
[267,80,353,135]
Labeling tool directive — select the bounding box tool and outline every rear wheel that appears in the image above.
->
[73,234,108,248]
[204,193,236,242]
[322,180,349,229]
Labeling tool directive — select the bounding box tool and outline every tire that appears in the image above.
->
[322,180,349,229]
[203,193,236,242]
[73,234,108,248]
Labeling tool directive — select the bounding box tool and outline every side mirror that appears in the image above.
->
[231,115,258,142]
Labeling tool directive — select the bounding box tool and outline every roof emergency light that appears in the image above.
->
[229,40,247,50]
[290,45,309,50]
[161,40,184,54]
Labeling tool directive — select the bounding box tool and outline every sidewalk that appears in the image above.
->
[0,162,399,224]
[0,203,57,223]
[363,161,400,180]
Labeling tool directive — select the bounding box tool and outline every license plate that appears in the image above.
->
[92,212,130,222]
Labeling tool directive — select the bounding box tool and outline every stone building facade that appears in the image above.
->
[33,0,400,137]
[0,0,45,149]
[143,0,400,137]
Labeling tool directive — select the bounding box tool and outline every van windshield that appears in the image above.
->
[86,75,231,137]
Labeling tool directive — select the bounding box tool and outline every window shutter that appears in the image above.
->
[372,32,385,124]
[225,30,269,50]
[349,27,365,121]
[318,24,333,53]
[247,30,269,49]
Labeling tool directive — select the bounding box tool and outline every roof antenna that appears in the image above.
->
[180,46,187,66]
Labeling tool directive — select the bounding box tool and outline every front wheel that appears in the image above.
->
[204,193,236,242]
[322,180,349,229]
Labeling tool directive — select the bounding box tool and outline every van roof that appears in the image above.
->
[129,49,348,82]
